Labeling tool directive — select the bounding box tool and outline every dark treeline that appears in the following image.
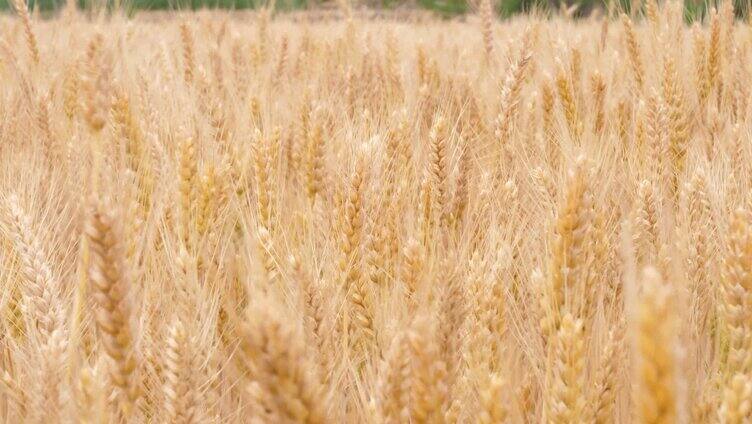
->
[0,0,745,20]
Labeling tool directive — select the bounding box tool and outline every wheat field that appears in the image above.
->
[0,0,748,422]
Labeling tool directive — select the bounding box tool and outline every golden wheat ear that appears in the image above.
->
[12,0,39,65]
[238,302,329,423]
[85,198,140,419]
[4,194,65,341]
[633,266,677,424]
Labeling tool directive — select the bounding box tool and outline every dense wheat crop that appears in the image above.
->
[0,0,750,421]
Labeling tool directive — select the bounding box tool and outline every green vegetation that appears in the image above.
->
[0,0,747,20]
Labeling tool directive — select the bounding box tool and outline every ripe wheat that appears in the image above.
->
[0,1,748,422]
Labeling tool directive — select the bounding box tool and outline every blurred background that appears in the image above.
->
[0,0,744,22]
